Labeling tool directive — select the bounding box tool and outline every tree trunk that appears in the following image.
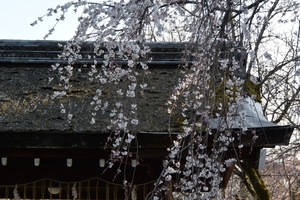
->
[240,161,270,200]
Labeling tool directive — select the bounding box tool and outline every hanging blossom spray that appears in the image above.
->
[32,0,258,199]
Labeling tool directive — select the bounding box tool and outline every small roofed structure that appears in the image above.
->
[209,97,295,146]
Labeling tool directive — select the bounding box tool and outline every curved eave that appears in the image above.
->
[0,125,296,149]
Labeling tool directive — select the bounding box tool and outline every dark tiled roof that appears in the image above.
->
[0,40,186,65]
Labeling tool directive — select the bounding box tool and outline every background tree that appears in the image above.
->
[261,148,300,199]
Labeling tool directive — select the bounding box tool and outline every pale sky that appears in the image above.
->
[0,0,83,40]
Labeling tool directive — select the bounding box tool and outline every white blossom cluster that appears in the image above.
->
[40,0,153,176]
[149,2,252,198]
[13,185,20,200]
[71,182,78,200]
